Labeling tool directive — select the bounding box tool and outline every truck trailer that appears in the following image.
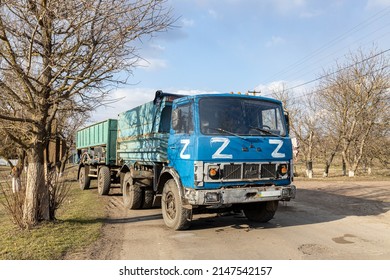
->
[76,90,296,230]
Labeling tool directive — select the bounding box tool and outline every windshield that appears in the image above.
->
[199,97,286,136]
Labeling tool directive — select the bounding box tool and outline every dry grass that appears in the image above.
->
[293,161,390,181]
[0,165,105,260]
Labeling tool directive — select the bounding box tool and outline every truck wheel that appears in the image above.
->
[123,173,143,209]
[161,179,192,230]
[97,166,111,195]
[79,166,91,190]
[243,201,278,223]
[142,188,155,209]
[119,172,126,194]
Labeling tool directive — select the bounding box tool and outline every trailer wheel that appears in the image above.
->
[161,179,192,230]
[79,166,91,190]
[243,201,278,223]
[123,173,143,209]
[142,188,155,209]
[97,166,111,195]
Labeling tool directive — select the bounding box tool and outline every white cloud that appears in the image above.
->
[136,58,168,71]
[91,88,220,123]
[271,0,306,14]
[366,0,390,8]
[150,44,166,52]
[299,9,323,18]
[254,80,311,96]
[208,9,220,19]
[181,18,195,27]
[255,81,286,95]
[265,36,286,48]
[90,88,156,123]
[173,89,220,95]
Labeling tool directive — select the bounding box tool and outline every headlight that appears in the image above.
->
[278,164,288,178]
[208,166,221,180]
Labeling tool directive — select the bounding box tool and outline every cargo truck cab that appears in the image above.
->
[160,93,296,229]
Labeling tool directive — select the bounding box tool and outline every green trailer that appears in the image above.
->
[76,119,119,195]
[76,118,118,165]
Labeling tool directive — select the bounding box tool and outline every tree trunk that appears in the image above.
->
[306,160,313,178]
[23,144,50,227]
[342,158,347,176]
[323,163,330,177]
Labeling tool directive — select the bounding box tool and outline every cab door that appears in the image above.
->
[168,100,196,188]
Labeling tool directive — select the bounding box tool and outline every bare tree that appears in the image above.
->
[316,48,390,177]
[55,106,89,176]
[315,83,344,177]
[0,0,174,227]
[271,85,319,178]
[294,94,320,178]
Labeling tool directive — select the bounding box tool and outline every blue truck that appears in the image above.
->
[76,90,296,230]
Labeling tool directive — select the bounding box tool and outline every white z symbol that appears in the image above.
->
[269,139,285,158]
[180,139,190,159]
[211,137,232,159]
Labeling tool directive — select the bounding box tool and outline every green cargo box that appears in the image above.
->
[76,119,118,165]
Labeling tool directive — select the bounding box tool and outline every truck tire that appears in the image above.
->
[123,173,143,209]
[243,201,278,223]
[97,166,111,195]
[161,179,192,230]
[79,166,91,190]
[142,188,155,209]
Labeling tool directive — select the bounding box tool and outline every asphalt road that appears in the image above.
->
[67,179,390,260]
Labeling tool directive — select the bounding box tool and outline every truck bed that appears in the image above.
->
[76,119,118,165]
[117,98,172,165]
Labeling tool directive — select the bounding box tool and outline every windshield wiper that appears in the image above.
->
[209,127,256,146]
[249,126,280,137]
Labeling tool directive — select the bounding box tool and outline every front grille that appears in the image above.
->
[223,164,242,179]
[205,162,287,182]
[243,164,260,179]
[261,164,276,178]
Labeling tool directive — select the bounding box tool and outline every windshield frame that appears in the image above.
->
[198,96,287,137]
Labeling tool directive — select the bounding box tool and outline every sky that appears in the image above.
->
[92,0,390,122]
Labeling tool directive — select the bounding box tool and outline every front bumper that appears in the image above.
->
[184,184,296,206]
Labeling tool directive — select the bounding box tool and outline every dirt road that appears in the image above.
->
[67,179,390,260]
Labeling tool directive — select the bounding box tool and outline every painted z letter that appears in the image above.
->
[211,137,232,159]
[269,139,285,158]
[180,139,190,159]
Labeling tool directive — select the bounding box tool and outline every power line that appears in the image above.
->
[287,47,390,91]
[260,6,390,85]
[285,64,390,103]
[277,47,390,93]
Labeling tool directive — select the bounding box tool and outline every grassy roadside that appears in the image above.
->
[0,165,105,260]
[293,162,390,181]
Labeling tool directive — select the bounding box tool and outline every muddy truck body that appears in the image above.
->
[76,90,296,230]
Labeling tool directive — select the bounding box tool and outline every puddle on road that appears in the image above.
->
[298,243,330,255]
[332,234,357,244]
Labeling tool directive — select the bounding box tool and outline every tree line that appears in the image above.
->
[273,48,390,178]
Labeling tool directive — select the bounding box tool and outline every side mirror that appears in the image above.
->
[171,108,182,131]
[284,112,290,135]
